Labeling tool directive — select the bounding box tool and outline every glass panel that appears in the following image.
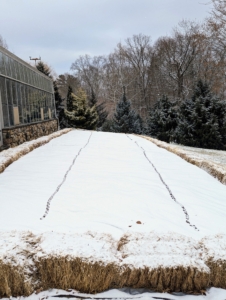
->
[12,80,17,106]
[6,79,13,126]
[29,87,34,122]
[22,65,27,83]
[27,69,30,85]
[20,85,25,123]
[17,82,23,124]
[32,71,36,86]
[30,70,33,86]
[0,52,6,75]
[0,76,9,126]
[33,88,38,122]
[9,58,15,79]
[22,85,29,123]
[27,85,31,123]
[4,55,11,77]
[19,63,23,82]
[15,61,21,81]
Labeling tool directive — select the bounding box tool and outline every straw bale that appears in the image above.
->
[1,232,226,296]
[139,135,226,185]
[0,129,72,175]
[0,261,32,297]
[35,256,210,294]
[206,259,226,288]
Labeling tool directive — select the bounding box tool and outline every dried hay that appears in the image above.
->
[206,259,226,288]
[117,234,130,251]
[34,256,210,294]
[1,236,226,296]
[0,129,72,175]
[0,261,32,297]
[140,135,226,185]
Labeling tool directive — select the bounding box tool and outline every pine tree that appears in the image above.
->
[129,110,143,134]
[89,89,108,128]
[53,81,65,128]
[66,86,74,112]
[175,80,226,149]
[36,61,66,127]
[64,88,98,130]
[147,95,177,142]
[111,87,143,133]
[36,61,52,77]
[89,89,97,107]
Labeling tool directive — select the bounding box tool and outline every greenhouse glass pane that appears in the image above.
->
[6,79,13,126]
[17,82,23,124]
[0,52,6,75]
[4,56,11,77]
[15,61,21,81]
[0,76,9,126]
[22,65,27,83]
[11,80,17,106]
[9,58,15,79]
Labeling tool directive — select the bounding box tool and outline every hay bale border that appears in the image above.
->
[35,257,210,294]
[0,128,72,175]
[1,230,226,297]
[0,262,32,297]
[139,135,226,185]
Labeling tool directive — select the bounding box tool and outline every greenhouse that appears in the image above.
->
[0,45,57,148]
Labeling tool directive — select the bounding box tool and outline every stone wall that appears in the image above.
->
[2,119,58,148]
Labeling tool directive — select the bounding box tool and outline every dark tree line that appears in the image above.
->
[36,59,226,150]
[147,80,226,150]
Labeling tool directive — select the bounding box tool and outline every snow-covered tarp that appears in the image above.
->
[0,130,226,297]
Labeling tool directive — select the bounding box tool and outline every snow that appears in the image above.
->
[0,130,226,298]
[2,287,226,300]
[0,128,72,173]
[141,135,226,185]
[176,145,226,167]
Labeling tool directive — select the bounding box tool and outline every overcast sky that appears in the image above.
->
[0,0,213,76]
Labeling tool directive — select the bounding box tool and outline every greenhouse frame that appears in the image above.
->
[0,45,58,148]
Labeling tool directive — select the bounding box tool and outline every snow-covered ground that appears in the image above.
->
[174,144,226,168]
[0,130,226,298]
[140,135,226,185]
[3,287,226,300]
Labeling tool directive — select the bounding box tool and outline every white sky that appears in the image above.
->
[0,0,213,75]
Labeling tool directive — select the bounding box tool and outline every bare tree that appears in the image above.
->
[117,34,154,113]
[71,55,105,99]
[56,73,80,99]
[0,34,8,49]
[153,21,203,100]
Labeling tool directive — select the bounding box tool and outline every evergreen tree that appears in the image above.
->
[129,110,143,134]
[89,89,97,107]
[54,81,66,128]
[36,61,67,127]
[66,86,74,112]
[147,95,177,142]
[111,87,143,133]
[36,61,52,77]
[175,80,226,149]
[89,89,108,128]
[64,88,98,130]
